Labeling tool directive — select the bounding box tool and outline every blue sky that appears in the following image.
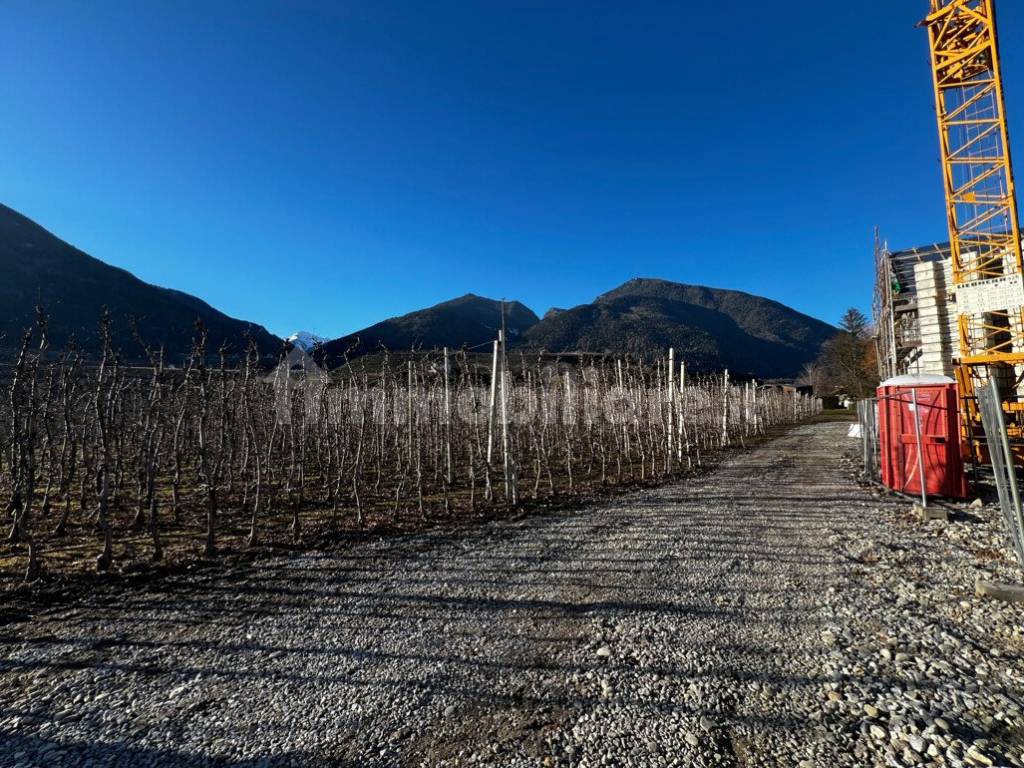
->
[3,1,1023,338]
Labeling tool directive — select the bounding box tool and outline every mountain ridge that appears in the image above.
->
[318,293,540,367]
[1,202,834,377]
[0,203,281,362]
[519,278,835,377]
[319,279,835,378]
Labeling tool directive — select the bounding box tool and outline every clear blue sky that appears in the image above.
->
[3,1,1023,338]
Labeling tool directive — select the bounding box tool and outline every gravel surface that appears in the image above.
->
[1,421,1023,767]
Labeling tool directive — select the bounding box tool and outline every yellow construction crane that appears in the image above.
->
[923,0,1024,458]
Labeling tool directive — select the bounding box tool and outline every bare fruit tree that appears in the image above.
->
[0,316,820,582]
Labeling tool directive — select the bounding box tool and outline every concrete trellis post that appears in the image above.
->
[752,380,759,434]
[443,347,452,485]
[498,330,515,503]
[667,348,675,471]
[407,360,414,465]
[681,361,689,457]
[486,339,498,467]
[721,369,730,446]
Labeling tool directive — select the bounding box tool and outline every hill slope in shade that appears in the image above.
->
[0,204,280,362]
[319,294,540,366]
[522,278,836,378]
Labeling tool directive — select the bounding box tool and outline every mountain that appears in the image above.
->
[2,201,833,378]
[286,331,326,352]
[521,278,836,378]
[319,294,540,366]
[318,280,833,379]
[0,203,280,363]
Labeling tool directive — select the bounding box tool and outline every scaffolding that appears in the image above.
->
[874,239,959,380]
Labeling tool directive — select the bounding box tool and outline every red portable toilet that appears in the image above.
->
[877,374,968,499]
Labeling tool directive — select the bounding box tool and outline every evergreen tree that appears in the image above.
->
[819,308,878,398]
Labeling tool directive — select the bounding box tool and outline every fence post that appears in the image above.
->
[911,389,927,510]
[978,378,1024,568]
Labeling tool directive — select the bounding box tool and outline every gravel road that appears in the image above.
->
[2,422,1023,767]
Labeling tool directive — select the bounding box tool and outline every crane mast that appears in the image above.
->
[923,0,1024,457]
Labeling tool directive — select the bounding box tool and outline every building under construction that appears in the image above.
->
[873,234,1024,414]
[873,239,959,381]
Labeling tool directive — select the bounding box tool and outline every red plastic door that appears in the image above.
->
[897,386,953,496]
